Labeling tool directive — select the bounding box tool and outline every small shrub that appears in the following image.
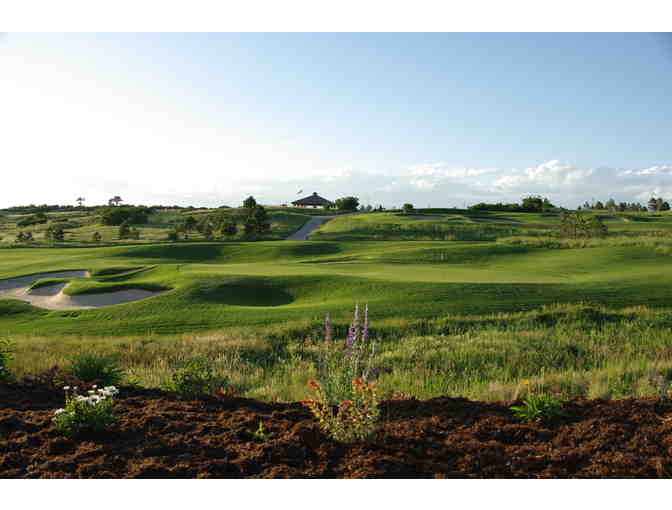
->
[67,353,125,386]
[510,383,565,423]
[302,378,380,443]
[52,385,119,438]
[0,338,14,381]
[169,356,228,399]
[315,306,377,404]
[246,421,270,441]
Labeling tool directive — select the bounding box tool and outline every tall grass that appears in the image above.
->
[7,303,672,402]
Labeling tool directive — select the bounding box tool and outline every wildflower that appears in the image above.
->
[307,380,319,389]
[345,304,360,356]
[352,378,365,387]
[63,386,70,391]
[339,400,353,410]
[324,313,333,343]
[54,408,65,415]
[362,305,369,344]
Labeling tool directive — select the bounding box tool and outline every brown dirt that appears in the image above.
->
[2,382,672,478]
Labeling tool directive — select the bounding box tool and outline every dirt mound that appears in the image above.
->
[2,383,672,478]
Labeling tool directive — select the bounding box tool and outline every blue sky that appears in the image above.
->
[2,32,672,208]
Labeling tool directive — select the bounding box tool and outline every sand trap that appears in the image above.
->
[0,270,168,310]
[469,217,520,224]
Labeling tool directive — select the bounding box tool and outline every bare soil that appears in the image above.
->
[2,382,672,478]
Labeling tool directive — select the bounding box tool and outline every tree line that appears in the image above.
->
[578,197,670,212]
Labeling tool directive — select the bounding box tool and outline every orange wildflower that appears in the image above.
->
[307,380,320,389]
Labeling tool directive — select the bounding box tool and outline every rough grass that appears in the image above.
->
[0,208,312,245]
[7,303,672,403]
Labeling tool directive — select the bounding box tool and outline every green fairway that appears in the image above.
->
[2,237,672,337]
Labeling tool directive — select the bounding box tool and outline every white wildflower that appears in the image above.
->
[54,408,65,415]
[63,386,70,390]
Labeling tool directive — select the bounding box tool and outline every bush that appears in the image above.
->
[17,212,48,227]
[15,231,33,243]
[118,221,131,240]
[52,385,119,438]
[92,231,102,243]
[169,356,229,399]
[67,353,125,386]
[302,378,380,443]
[0,338,14,381]
[45,225,65,242]
[510,383,565,422]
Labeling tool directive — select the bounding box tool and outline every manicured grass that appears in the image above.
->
[2,239,672,337]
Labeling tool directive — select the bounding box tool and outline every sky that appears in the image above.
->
[1,32,672,209]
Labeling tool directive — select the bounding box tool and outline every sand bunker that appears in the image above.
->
[0,270,168,310]
[470,217,520,224]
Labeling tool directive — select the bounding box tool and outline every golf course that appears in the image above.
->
[2,205,672,402]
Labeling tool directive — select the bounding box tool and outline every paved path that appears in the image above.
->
[285,215,338,241]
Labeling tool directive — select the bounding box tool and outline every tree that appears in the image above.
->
[335,196,360,211]
[92,231,102,243]
[15,231,33,243]
[109,196,123,207]
[656,198,665,212]
[118,221,131,240]
[201,222,214,240]
[182,215,198,234]
[593,201,604,210]
[402,203,414,213]
[76,197,85,208]
[558,212,608,239]
[45,225,65,242]
[129,227,141,240]
[588,216,608,238]
[648,197,658,212]
[605,198,616,211]
[661,201,671,212]
[100,206,150,226]
[244,205,271,237]
[242,196,257,209]
[220,220,237,238]
[521,196,554,212]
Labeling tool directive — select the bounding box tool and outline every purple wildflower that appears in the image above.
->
[362,305,369,344]
[345,304,360,357]
[324,313,333,343]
